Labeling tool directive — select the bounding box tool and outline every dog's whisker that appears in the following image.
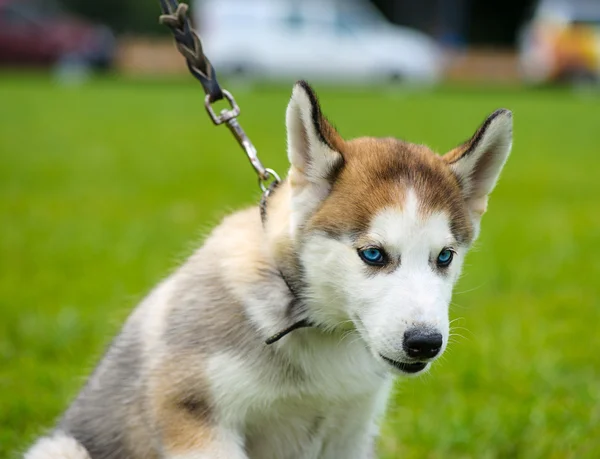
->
[449,317,466,325]
[452,284,485,295]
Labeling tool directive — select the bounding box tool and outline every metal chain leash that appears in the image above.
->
[158,0,280,191]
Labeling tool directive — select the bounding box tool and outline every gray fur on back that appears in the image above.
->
[59,321,147,459]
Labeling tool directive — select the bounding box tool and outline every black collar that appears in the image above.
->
[265,317,313,345]
[264,267,314,345]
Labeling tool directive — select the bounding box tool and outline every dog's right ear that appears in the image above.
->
[443,109,512,239]
[286,81,344,232]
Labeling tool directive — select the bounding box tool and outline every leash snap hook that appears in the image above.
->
[206,91,281,190]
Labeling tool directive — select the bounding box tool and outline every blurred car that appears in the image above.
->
[193,0,443,84]
[520,0,600,84]
[0,0,115,70]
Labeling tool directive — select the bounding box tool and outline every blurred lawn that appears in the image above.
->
[1,75,599,458]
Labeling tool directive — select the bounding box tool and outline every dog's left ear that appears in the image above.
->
[444,109,512,232]
[286,81,344,231]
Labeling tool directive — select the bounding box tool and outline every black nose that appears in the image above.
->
[403,328,443,359]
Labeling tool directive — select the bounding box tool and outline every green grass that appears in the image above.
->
[1,74,599,458]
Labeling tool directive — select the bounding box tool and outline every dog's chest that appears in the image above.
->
[244,400,332,459]
[243,394,377,459]
[284,329,387,394]
[210,332,389,458]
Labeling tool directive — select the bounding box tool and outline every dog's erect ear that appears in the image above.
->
[444,109,512,233]
[286,81,344,232]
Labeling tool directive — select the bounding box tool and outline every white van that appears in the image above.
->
[193,0,443,84]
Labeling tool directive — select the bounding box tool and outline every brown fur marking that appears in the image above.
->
[148,358,215,455]
[309,137,474,244]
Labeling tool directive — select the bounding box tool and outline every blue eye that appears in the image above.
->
[358,247,386,266]
[437,249,454,267]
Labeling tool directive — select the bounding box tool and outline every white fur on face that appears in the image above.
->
[301,190,466,374]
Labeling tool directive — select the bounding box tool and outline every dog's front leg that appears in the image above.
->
[320,428,377,459]
[319,382,392,459]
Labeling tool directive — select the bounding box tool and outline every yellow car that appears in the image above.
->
[520,0,600,84]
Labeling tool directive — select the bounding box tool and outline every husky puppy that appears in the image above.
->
[25,81,512,459]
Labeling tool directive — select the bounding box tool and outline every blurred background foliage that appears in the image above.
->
[60,0,166,34]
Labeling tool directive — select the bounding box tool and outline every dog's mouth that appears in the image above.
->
[351,316,431,375]
[380,355,428,374]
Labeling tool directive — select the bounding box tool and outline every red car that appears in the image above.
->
[0,0,115,70]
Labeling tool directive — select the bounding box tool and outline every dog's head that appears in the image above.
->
[283,81,512,376]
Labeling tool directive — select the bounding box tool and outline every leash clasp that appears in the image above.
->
[205,90,280,190]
